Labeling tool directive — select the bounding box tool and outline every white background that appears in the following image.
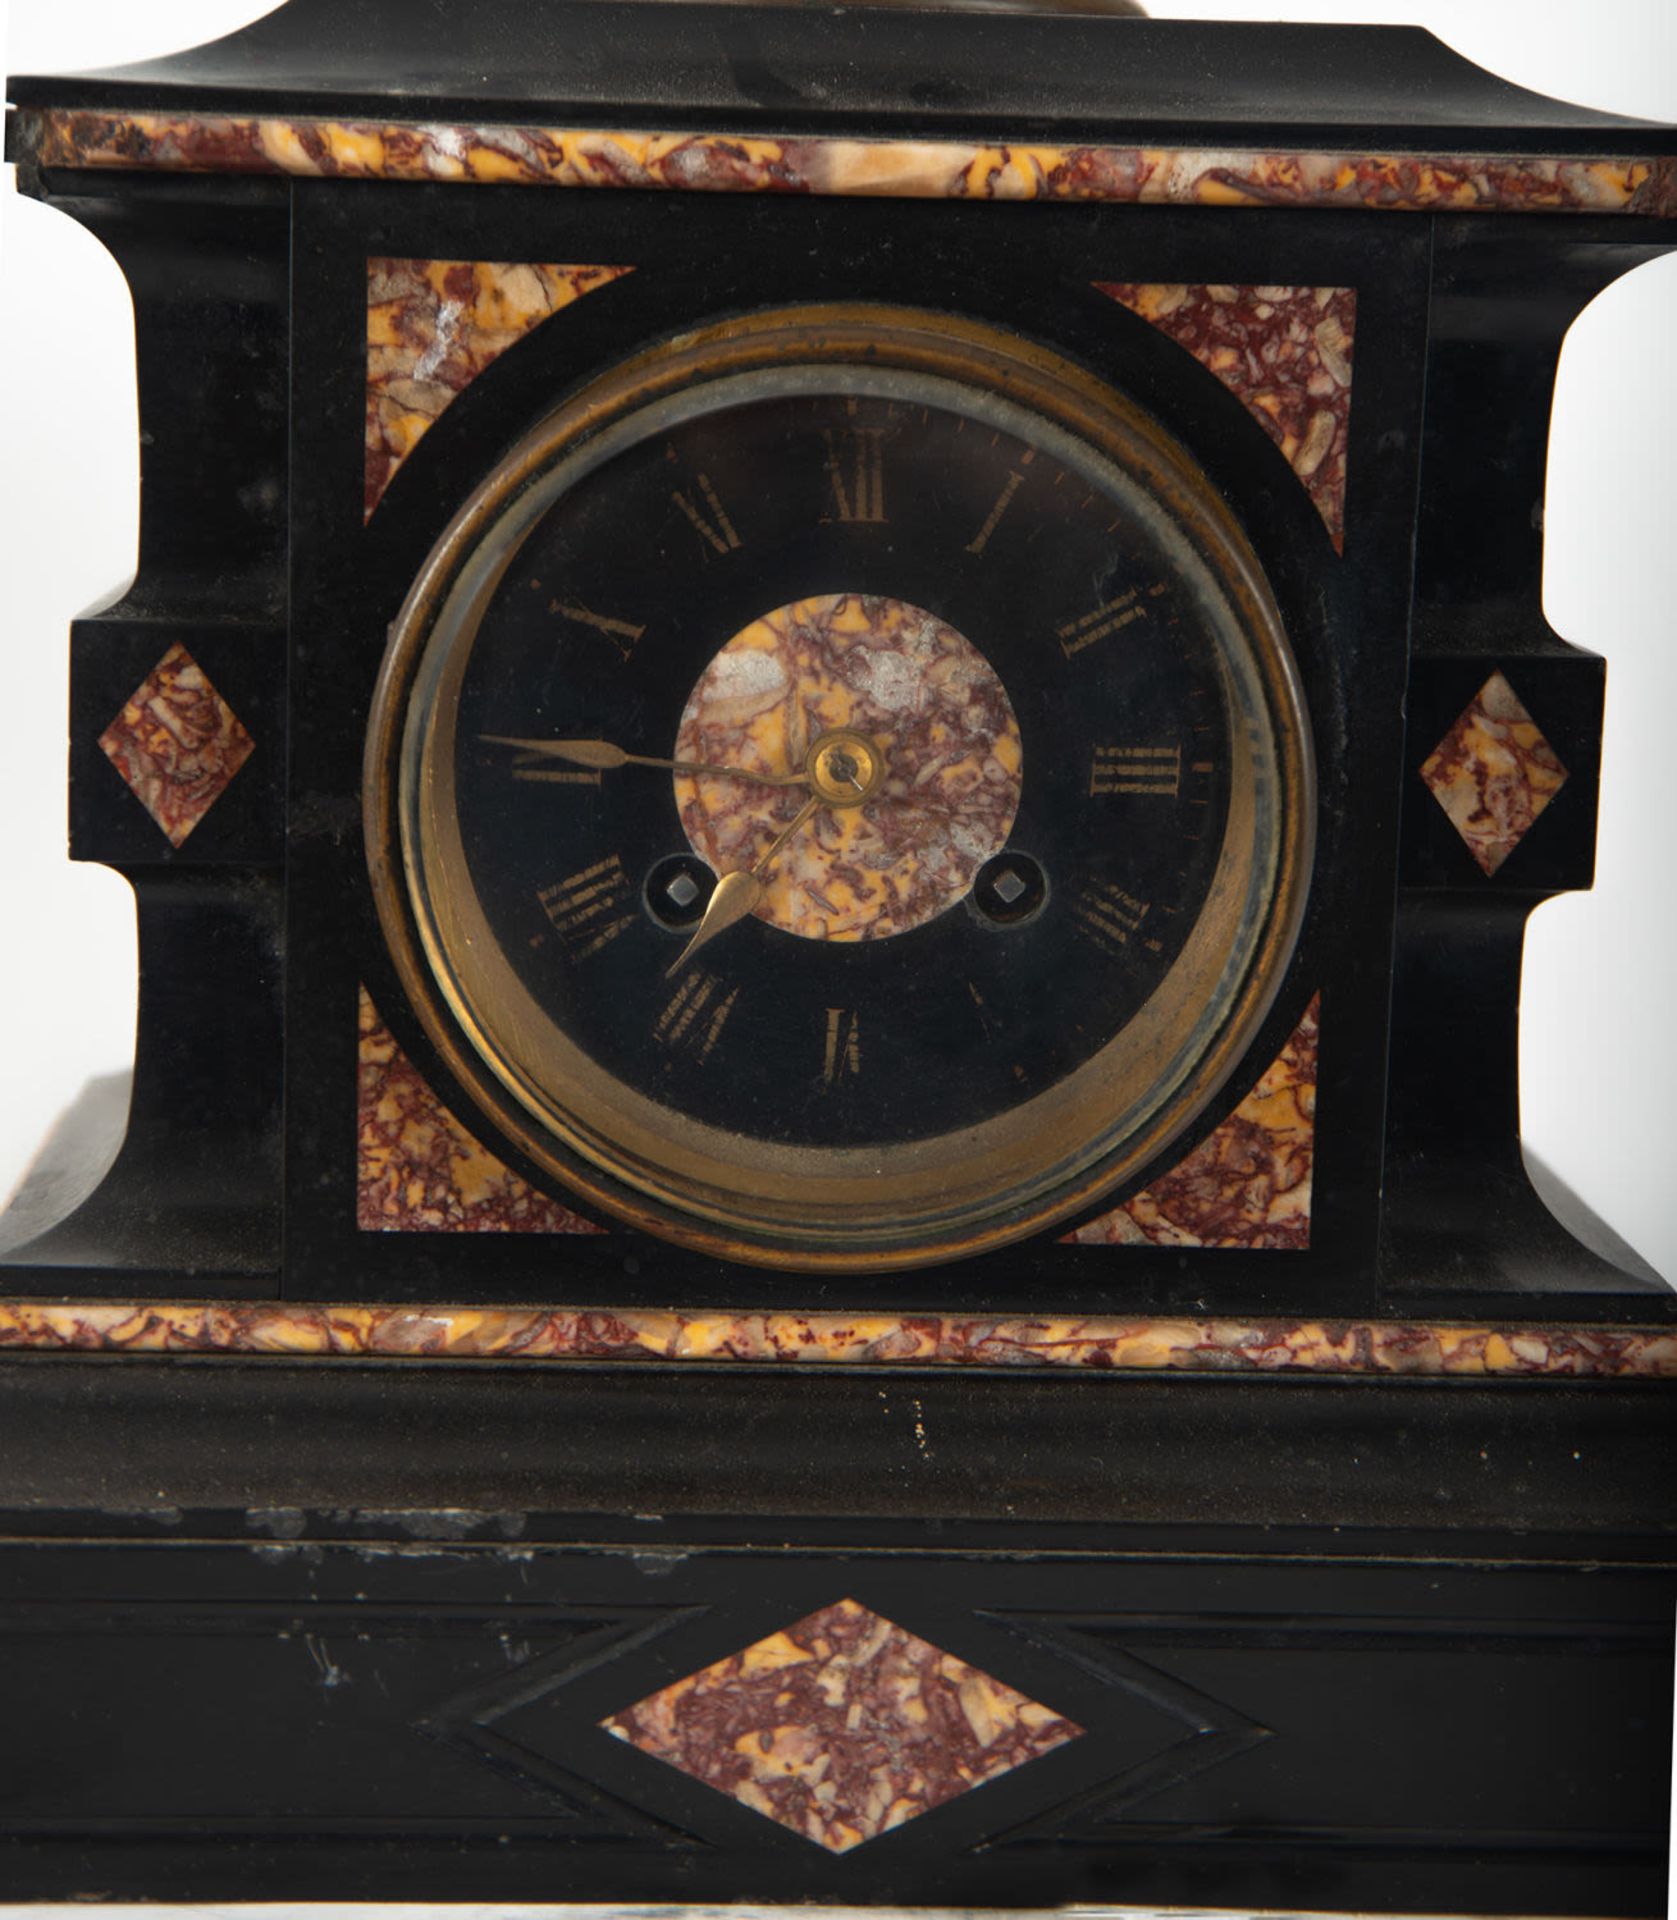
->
[0,0,1673,1907]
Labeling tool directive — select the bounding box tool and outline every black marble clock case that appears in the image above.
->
[5,169,1672,1330]
[1,5,1673,1912]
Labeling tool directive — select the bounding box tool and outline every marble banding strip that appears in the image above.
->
[20,110,1676,217]
[1,1300,1671,1378]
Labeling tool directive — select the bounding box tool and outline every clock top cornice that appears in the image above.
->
[7,0,1673,155]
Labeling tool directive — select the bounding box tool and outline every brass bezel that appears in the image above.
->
[365,305,1315,1272]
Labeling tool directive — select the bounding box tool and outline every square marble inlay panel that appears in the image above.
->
[97,641,255,846]
[1419,670,1569,875]
[1095,282,1356,550]
[1065,994,1319,1249]
[602,1598,1082,1852]
[365,257,632,517]
[357,986,603,1235]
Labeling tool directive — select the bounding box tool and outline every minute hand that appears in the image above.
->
[481,736,811,788]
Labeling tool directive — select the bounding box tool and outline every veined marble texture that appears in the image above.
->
[1066,994,1319,1250]
[675,595,1022,941]
[365,257,631,518]
[24,110,1675,217]
[97,641,254,846]
[357,986,603,1234]
[1097,284,1355,549]
[1419,671,1570,876]
[3,1299,1671,1378]
[602,1597,1081,1852]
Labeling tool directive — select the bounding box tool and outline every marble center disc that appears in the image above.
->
[673,593,1023,942]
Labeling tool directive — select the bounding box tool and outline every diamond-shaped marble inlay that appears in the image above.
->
[98,642,254,846]
[602,1597,1082,1852]
[1419,671,1569,876]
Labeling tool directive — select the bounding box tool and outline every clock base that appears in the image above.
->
[0,1316,1671,1911]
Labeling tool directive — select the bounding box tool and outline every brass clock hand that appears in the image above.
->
[481,735,812,788]
[663,729,890,976]
[667,793,823,978]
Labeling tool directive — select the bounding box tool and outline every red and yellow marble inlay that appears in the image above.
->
[357,986,602,1235]
[602,1597,1081,1852]
[1097,284,1355,550]
[97,642,254,847]
[3,1299,1671,1378]
[675,595,1022,941]
[1419,671,1570,876]
[24,110,1676,218]
[366,257,631,518]
[1066,995,1319,1250]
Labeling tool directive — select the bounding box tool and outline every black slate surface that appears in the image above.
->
[8,0,1674,151]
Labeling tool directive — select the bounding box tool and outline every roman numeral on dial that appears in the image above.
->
[822,427,887,523]
[822,1008,862,1086]
[656,969,739,1063]
[1057,590,1144,657]
[1073,881,1152,959]
[966,468,1027,555]
[1089,745,1182,797]
[671,471,741,555]
[512,765,599,787]
[537,856,637,961]
[550,599,644,661]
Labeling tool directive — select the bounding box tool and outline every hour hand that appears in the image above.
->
[667,794,822,977]
[481,735,810,787]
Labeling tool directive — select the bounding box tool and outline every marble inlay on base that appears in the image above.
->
[675,595,1022,941]
[1066,995,1318,1250]
[1419,671,1570,875]
[97,641,255,847]
[1096,285,1355,549]
[3,1299,1671,1378]
[602,1598,1081,1852]
[23,111,1675,217]
[357,986,602,1234]
[366,257,632,518]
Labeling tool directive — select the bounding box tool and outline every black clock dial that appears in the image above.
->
[452,385,1230,1152]
[368,307,1312,1270]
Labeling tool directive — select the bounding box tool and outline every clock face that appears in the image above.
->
[366,308,1313,1270]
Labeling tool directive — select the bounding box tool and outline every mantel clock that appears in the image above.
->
[1,2,1673,1910]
